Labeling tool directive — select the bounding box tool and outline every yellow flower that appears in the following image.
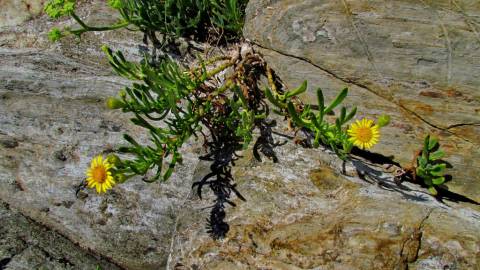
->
[86,155,115,193]
[347,118,380,150]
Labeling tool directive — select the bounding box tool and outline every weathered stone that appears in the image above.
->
[0,0,45,27]
[244,0,480,201]
[1,1,480,269]
[0,202,121,270]
[0,2,198,269]
[168,139,480,269]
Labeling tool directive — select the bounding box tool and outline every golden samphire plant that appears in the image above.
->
[46,0,452,239]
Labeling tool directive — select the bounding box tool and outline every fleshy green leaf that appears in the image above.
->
[344,107,357,123]
[418,156,428,168]
[428,137,439,151]
[377,114,390,128]
[429,150,445,161]
[324,87,348,114]
[432,176,445,185]
[285,80,307,99]
[416,167,427,178]
[430,163,446,173]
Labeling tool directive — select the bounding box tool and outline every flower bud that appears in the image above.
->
[106,154,121,166]
[106,97,125,109]
[119,90,127,98]
[114,173,127,184]
[377,114,390,128]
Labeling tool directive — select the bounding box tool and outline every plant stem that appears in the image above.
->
[266,64,279,94]
[69,12,131,35]
[206,60,235,79]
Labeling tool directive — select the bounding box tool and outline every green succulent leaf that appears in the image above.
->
[107,0,123,9]
[430,163,446,174]
[428,186,438,196]
[316,88,325,112]
[377,114,390,128]
[428,136,439,151]
[123,134,140,148]
[432,176,445,185]
[339,107,346,123]
[418,156,428,168]
[285,80,307,99]
[344,107,357,123]
[264,87,286,109]
[416,167,427,178]
[429,150,445,161]
[287,102,311,128]
[324,87,348,115]
[422,135,430,160]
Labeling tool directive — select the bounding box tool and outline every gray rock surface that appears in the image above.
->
[0,0,45,28]
[0,202,121,270]
[0,2,200,269]
[243,0,480,201]
[168,138,480,270]
[1,1,479,270]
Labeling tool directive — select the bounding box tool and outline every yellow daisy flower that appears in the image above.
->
[86,155,115,193]
[347,118,380,150]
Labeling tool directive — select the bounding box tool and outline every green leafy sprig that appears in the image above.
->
[416,135,447,195]
[44,0,248,42]
[285,85,357,159]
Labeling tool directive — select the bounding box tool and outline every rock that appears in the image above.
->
[1,1,479,269]
[0,0,45,28]
[0,1,199,269]
[243,0,480,202]
[168,139,480,269]
[168,1,480,268]
[0,202,121,270]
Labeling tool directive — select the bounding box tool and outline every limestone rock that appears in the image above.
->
[0,0,45,27]
[1,1,479,270]
[0,202,120,270]
[243,0,480,201]
[0,2,198,269]
[168,138,480,270]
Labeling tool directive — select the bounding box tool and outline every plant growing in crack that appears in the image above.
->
[417,135,448,195]
[395,135,449,196]
[285,86,356,159]
[43,0,458,239]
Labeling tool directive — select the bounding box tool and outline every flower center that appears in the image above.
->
[92,166,107,183]
[356,127,373,143]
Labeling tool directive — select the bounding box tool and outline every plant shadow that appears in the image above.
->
[350,149,479,206]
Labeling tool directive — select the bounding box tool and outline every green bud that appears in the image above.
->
[114,173,127,184]
[106,97,125,109]
[48,28,63,42]
[119,90,127,98]
[377,114,390,128]
[106,154,121,166]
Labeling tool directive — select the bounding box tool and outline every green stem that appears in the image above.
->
[206,60,235,79]
[210,79,235,98]
[192,56,231,77]
[70,12,130,34]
